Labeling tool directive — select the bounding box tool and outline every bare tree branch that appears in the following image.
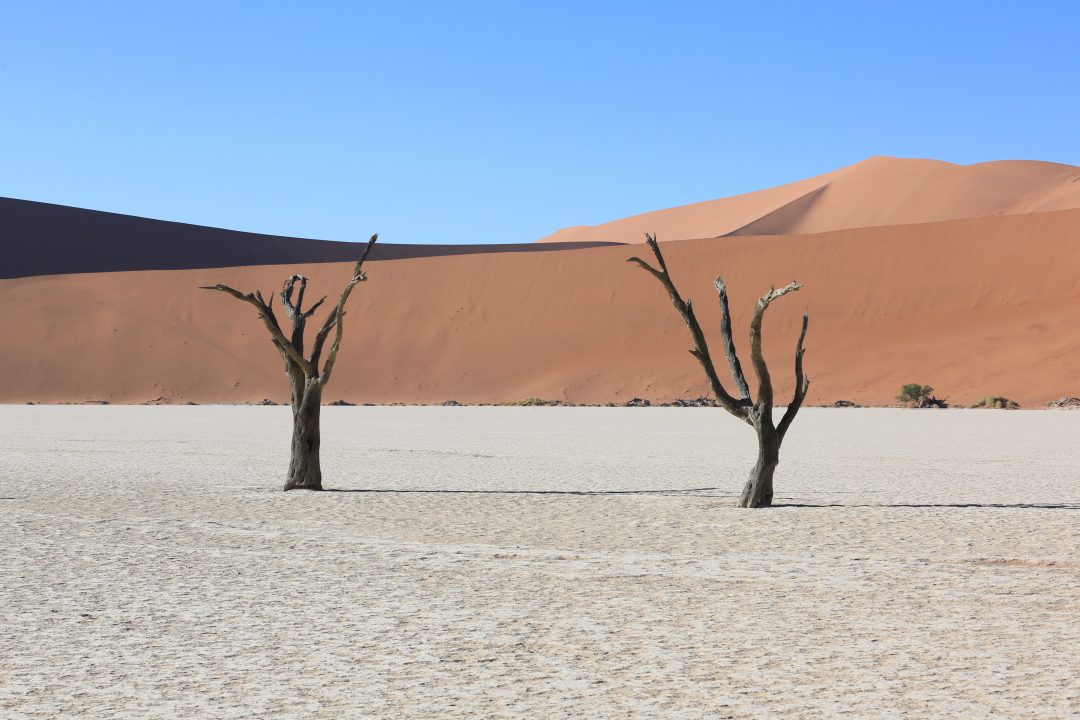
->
[777,312,809,441]
[246,289,293,374]
[281,275,307,319]
[279,275,311,350]
[626,235,666,281]
[249,290,283,334]
[294,276,307,314]
[309,309,337,373]
[626,233,748,419]
[302,296,327,319]
[200,284,313,375]
[314,233,379,386]
[626,256,665,282]
[714,276,751,401]
[747,281,802,415]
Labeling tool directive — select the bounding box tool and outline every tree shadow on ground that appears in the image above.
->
[322,489,1080,509]
[773,502,1080,509]
[324,487,724,497]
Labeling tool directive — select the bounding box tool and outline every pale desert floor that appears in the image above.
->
[2,406,1079,719]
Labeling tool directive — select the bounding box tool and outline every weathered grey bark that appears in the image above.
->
[742,425,779,508]
[628,233,809,508]
[286,378,324,491]
[202,234,377,491]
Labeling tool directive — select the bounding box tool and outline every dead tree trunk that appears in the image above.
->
[202,234,377,491]
[286,377,324,491]
[628,234,809,508]
[743,421,780,508]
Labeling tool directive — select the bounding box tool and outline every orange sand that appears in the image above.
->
[536,157,1080,244]
[2,208,1079,407]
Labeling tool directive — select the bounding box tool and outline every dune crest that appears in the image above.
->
[0,197,615,279]
[535,156,1080,244]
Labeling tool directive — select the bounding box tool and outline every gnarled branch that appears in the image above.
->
[281,275,306,318]
[747,281,802,414]
[777,312,809,441]
[313,233,379,386]
[303,296,326,319]
[199,284,313,375]
[714,277,750,401]
[627,233,747,420]
[281,275,310,350]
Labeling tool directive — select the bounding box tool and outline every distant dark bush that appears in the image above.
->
[970,396,1020,410]
[503,397,561,406]
[897,384,947,408]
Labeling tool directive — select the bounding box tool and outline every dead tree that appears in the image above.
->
[201,234,377,491]
[628,234,808,508]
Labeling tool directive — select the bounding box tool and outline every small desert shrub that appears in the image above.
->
[897,383,948,408]
[669,396,716,407]
[503,397,559,406]
[971,396,1019,410]
[897,384,934,404]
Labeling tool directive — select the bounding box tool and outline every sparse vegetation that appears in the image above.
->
[628,233,809,508]
[668,397,716,407]
[897,384,933,404]
[897,384,948,408]
[502,397,562,406]
[970,396,1020,410]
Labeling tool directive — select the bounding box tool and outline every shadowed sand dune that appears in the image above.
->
[536,156,1080,244]
[0,197,616,279]
[2,208,1079,406]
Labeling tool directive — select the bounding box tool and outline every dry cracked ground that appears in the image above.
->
[2,406,1079,718]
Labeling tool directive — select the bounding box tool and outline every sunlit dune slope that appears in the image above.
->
[536,156,1080,244]
[2,208,1079,406]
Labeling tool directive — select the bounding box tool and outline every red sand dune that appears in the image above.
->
[2,208,1079,407]
[536,157,1080,244]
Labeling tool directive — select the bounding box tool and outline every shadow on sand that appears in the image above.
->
[321,489,1080,509]
[774,502,1080,509]
[324,487,724,497]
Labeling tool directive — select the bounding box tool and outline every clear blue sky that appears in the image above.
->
[2,1,1078,244]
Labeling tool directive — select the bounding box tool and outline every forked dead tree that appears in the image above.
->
[628,234,809,508]
[201,234,378,491]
